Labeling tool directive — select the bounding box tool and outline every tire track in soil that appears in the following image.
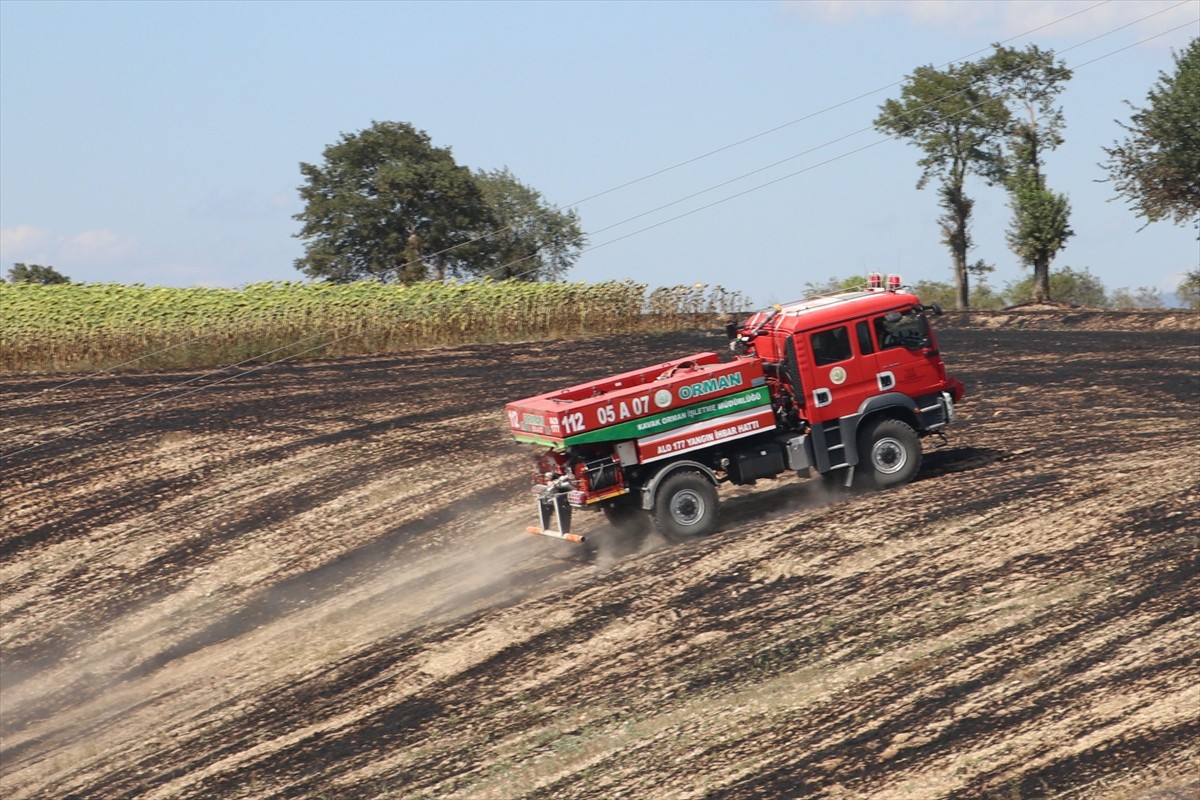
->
[1,323,1197,799]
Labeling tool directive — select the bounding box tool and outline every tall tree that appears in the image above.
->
[875,62,1009,308]
[981,44,1074,302]
[472,168,585,281]
[1101,38,1200,232]
[1004,170,1073,300]
[293,121,493,283]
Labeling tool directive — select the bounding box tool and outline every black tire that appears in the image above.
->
[602,497,648,534]
[857,418,922,489]
[651,470,719,541]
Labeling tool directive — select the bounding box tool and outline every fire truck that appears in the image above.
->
[505,274,965,543]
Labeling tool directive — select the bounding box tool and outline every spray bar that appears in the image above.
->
[526,526,586,543]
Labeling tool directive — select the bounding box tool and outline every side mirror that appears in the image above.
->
[930,303,943,316]
[725,321,739,340]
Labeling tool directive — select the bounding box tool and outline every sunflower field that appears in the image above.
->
[0,280,749,373]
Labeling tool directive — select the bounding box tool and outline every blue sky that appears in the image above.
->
[1,0,1197,306]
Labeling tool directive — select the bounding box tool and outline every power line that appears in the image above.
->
[494,10,1197,282]
[552,1,1121,207]
[367,0,1132,278]
[576,19,1199,261]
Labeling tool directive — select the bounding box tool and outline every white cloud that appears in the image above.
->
[782,0,1199,44]
[0,225,137,271]
[61,229,137,263]
[0,224,53,264]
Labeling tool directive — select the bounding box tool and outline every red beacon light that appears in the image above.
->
[867,272,883,289]
[886,273,902,291]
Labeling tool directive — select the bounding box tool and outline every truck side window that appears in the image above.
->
[855,320,875,355]
[875,310,924,350]
[810,326,852,366]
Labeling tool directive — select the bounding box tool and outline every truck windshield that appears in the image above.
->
[874,309,928,350]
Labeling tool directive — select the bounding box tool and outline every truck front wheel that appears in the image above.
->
[652,470,718,541]
[857,418,921,489]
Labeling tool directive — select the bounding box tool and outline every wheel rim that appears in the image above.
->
[871,437,908,474]
[670,489,706,526]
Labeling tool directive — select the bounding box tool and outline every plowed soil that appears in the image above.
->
[2,313,1198,800]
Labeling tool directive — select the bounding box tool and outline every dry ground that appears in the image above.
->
[1,312,1197,799]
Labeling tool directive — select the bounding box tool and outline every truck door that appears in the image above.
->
[804,324,873,421]
[862,308,947,400]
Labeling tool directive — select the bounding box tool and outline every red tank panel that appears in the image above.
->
[506,353,769,447]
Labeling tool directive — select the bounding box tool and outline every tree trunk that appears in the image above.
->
[940,180,974,309]
[955,250,970,310]
[1033,256,1051,302]
[402,233,426,284]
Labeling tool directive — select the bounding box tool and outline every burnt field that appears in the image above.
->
[1,315,1198,799]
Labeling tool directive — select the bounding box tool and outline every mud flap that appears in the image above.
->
[528,493,584,543]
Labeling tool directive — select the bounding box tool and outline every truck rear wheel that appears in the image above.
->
[651,470,718,541]
[857,418,921,489]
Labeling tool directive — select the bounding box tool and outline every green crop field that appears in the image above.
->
[0,280,748,373]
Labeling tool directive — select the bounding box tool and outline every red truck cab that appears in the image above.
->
[735,281,963,476]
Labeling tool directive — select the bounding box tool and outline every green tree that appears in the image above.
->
[472,168,585,281]
[802,274,867,295]
[1101,38,1200,232]
[1109,286,1164,309]
[909,279,957,308]
[1004,169,1073,301]
[981,44,1074,301]
[981,44,1071,181]
[7,263,69,284]
[1176,269,1200,309]
[875,62,1009,309]
[1006,266,1107,307]
[1136,286,1166,309]
[293,121,493,283]
[800,272,1005,310]
[910,277,1006,310]
[970,279,1008,310]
